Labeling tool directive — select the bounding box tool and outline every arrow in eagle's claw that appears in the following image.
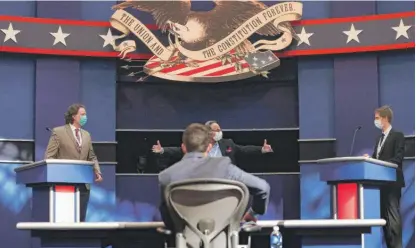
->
[123,58,148,63]
[127,71,145,77]
[121,65,144,70]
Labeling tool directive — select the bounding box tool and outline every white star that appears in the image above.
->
[261,60,266,64]
[392,19,411,40]
[297,27,314,46]
[253,57,258,61]
[50,26,70,46]
[99,28,117,48]
[268,56,274,61]
[343,24,363,44]
[1,23,21,43]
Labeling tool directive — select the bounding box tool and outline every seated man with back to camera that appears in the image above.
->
[158,123,270,231]
[153,120,273,165]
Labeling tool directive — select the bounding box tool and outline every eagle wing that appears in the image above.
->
[112,0,191,28]
[210,0,282,36]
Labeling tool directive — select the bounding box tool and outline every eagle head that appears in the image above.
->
[168,18,208,44]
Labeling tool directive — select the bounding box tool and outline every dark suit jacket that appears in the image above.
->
[161,139,263,165]
[371,128,405,187]
[158,153,270,230]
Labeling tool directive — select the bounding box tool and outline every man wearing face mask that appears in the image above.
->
[45,103,103,222]
[364,106,405,248]
[152,120,273,165]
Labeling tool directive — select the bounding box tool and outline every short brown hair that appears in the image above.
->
[64,103,85,124]
[375,105,393,123]
[182,123,211,153]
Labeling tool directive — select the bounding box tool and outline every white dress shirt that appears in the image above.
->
[70,124,83,146]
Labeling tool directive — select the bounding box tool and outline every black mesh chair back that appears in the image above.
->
[164,179,250,248]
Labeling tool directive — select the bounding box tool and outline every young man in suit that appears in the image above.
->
[365,105,405,248]
[152,120,273,165]
[45,103,103,222]
[158,123,270,233]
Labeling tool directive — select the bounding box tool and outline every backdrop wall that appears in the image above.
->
[0,1,413,248]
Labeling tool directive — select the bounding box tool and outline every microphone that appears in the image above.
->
[46,127,52,132]
[349,126,362,156]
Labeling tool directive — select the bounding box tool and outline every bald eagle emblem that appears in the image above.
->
[110,1,303,83]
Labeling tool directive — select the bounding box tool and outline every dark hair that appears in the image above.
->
[64,103,85,124]
[182,123,211,153]
[205,120,218,129]
[375,105,393,123]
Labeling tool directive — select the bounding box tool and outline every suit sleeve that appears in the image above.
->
[389,132,405,167]
[371,137,378,159]
[162,147,183,156]
[232,140,263,155]
[161,147,184,161]
[225,160,270,215]
[44,130,60,159]
[87,135,101,174]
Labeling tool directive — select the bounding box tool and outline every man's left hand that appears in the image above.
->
[95,172,103,182]
[261,139,273,153]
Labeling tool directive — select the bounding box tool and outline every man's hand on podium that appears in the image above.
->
[363,154,370,158]
[95,172,103,182]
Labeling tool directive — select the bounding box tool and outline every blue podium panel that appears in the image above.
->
[317,157,397,183]
[302,236,361,248]
[15,159,94,185]
[361,186,383,247]
[281,219,386,248]
[14,159,95,223]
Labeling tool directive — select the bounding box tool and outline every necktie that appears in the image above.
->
[75,129,81,150]
[376,133,385,159]
[379,133,385,146]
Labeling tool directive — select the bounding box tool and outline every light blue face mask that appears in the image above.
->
[79,115,88,127]
[374,119,382,129]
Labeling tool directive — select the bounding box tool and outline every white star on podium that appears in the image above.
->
[297,27,314,46]
[99,29,117,48]
[50,26,70,46]
[1,23,21,43]
[343,24,363,44]
[392,19,411,40]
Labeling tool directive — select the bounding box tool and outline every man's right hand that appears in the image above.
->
[242,211,257,223]
[152,140,164,153]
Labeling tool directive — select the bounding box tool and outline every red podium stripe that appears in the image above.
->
[337,183,358,219]
[55,185,75,193]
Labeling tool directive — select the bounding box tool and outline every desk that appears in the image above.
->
[17,219,385,248]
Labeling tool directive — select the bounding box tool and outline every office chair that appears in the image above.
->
[164,179,251,248]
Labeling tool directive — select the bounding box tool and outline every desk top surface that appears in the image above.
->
[17,219,386,230]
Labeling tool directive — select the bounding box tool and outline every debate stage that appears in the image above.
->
[14,157,399,248]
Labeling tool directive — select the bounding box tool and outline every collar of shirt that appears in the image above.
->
[183,152,206,160]
[382,125,392,137]
[208,142,220,156]
[70,124,80,132]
